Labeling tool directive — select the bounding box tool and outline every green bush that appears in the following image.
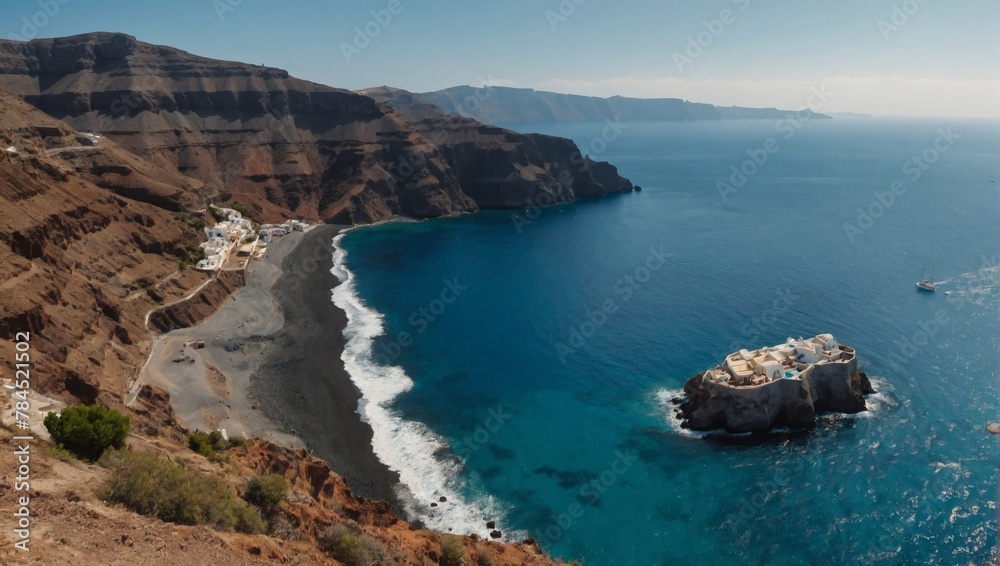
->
[175,213,205,231]
[179,244,206,269]
[441,535,465,566]
[43,405,130,461]
[44,444,77,464]
[230,202,252,220]
[188,431,215,458]
[243,474,287,518]
[209,206,226,222]
[188,430,234,460]
[98,449,265,533]
[318,523,392,566]
[475,546,496,566]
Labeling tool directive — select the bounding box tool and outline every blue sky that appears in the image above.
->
[2,0,997,116]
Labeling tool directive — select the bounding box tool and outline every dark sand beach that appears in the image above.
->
[250,224,400,505]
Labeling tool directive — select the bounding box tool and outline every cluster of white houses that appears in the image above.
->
[195,207,254,271]
[704,333,854,387]
[194,207,309,271]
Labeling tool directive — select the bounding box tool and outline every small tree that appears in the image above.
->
[243,474,288,518]
[43,405,130,461]
[441,535,465,566]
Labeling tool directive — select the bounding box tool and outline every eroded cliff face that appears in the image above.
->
[0,87,214,409]
[0,87,229,408]
[0,424,567,565]
[230,438,563,564]
[0,33,632,224]
[363,86,633,209]
[676,352,875,433]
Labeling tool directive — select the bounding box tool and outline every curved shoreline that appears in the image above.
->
[329,229,513,538]
[250,224,402,505]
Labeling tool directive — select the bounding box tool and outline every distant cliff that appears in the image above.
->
[0,33,633,224]
[416,85,832,124]
[360,86,633,208]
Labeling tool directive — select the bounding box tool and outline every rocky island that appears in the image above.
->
[675,334,876,433]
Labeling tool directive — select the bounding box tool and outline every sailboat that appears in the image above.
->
[915,266,936,292]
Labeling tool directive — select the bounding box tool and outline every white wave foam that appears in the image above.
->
[936,264,1000,305]
[329,232,516,538]
[653,388,750,439]
[858,376,896,417]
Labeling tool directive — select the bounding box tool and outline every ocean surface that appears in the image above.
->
[331,117,999,565]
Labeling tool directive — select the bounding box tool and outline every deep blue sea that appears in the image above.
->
[331,117,999,565]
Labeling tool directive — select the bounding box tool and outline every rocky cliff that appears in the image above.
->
[416,85,833,124]
[0,424,566,565]
[0,86,213,410]
[362,86,633,208]
[676,347,874,433]
[0,33,633,224]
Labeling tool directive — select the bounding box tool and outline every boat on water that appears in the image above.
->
[916,266,936,292]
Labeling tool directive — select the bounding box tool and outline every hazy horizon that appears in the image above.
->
[1,0,997,118]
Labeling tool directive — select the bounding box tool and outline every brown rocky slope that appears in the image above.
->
[0,85,212,413]
[0,32,633,224]
[0,424,564,565]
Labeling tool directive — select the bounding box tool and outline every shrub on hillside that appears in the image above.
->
[243,474,287,518]
[43,404,130,461]
[230,202,252,219]
[188,430,242,460]
[179,244,206,269]
[441,534,466,566]
[188,430,226,456]
[209,206,226,222]
[98,449,265,534]
[318,523,393,566]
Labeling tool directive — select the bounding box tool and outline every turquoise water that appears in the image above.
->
[334,118,999,565]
